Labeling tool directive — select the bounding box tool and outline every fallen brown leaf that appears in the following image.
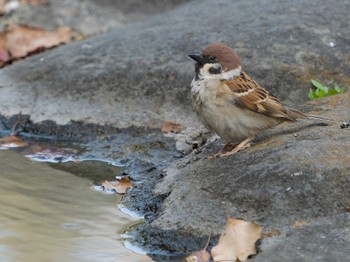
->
[0,135,27,148]
[102,176,133,194]
[211,218,262,262]
[185,237,211,262]
[161,121,182,133]
[6,24,72,58]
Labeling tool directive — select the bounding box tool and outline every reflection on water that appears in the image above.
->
[0,150,150,262]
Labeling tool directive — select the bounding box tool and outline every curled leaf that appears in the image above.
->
[6,24,72,58]
[211,218,262,262]
[0,135,27,148]
[0,23,72,67]
[102,176,133,194]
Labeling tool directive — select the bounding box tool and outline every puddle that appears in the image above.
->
[47,160,123,184]
[0,149,152,262]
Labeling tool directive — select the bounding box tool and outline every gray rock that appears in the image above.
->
[4,0,125,35]
[6,0,190,35]
[0,0,349,128]
[0,0,349,261]
[138,93,350,261]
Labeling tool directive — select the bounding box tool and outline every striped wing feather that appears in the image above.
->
[223,71,303,121]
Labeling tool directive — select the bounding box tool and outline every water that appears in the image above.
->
[0,150,151,262]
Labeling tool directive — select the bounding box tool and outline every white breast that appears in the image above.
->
[191,77,280,143]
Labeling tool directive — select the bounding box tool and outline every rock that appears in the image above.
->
[2,0,123,35]
[0,0,350,261]
[0,0,349,128]
[90,0,191,23]
[6,0,190,35]
[134,93,350,261]
[165,124,209,154]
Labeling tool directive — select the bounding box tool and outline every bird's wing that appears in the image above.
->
[222,71,303,121]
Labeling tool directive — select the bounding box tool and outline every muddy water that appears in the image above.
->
[0,150,151,262]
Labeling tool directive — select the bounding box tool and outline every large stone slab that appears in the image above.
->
[0,0,349,261]
[135,93,350,261]
[0,0,349,128]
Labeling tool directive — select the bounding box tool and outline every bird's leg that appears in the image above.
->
[220,137,253,157]
[220,142,237,154]
[207,142,233,159]
[210,137,253,158]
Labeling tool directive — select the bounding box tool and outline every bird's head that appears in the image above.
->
[189,43,242,80]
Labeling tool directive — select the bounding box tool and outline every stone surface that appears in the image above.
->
[5,0,189,35]
[7,0,124,35]
[0,0,349,128]
[0,0,350,261]
[134,93,350,261]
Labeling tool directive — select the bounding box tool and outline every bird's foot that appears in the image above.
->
[208,138,253,158]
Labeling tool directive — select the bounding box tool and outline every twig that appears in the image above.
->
[10,111,22,135]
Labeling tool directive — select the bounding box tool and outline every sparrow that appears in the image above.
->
[189,43,331,157]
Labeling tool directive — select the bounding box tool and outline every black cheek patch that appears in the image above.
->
[209,66,222,74]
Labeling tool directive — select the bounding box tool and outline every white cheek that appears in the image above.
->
[199,64,222,80]
[221,66,242,79]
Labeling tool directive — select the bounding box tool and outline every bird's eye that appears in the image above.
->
[208,56,216,63]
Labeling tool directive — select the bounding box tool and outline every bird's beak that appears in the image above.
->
[188,50,204,64]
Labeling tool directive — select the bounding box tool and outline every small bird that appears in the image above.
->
[189,43,331,157]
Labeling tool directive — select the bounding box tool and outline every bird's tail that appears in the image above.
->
[286,107,333,122]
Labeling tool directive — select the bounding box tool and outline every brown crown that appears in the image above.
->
[201,43,241,71]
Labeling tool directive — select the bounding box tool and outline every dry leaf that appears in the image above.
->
[0,135,27,148]
[102,176,133,194]
[161,121,182,133]
[6,24,72,58]
[211,218,262,262]
[185,237,211,262]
